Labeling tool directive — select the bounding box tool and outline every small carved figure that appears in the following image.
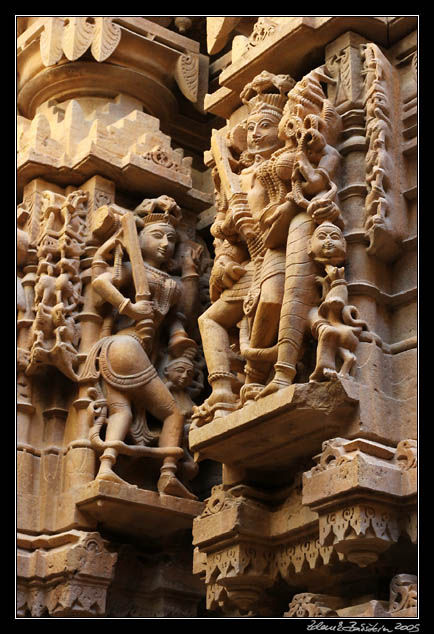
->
[162,346,202,482]
[307,222,371,381]
[80,196,199,499]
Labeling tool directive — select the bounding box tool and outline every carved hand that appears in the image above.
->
[182,243,204,276]
[221,261,246,288]
[121,299,154,321]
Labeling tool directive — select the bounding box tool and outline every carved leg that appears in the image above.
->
[337,346,357,379]
[243,274,283,403]
[141,376,197,500]
[336,328,359,378]
[96,387,133,485]
[195,299,243,422]
[309,325,339,382]
[259,213,317,398]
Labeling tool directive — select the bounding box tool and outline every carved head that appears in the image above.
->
[245,109,284,158]
[163,346,197,390]
[135,196,182,268]
[139,222,177,268]
[238,71,294,160]
[308,221,346,265]
[164,357,195,390]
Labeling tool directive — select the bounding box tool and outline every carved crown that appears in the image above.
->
[135,195,182,228]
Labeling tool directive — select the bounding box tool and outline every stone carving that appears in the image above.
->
[319,503,400,567]
[26,189,88,381]
[17,531,117,618]
[193,68,375,426]
[307,222,374,381]
[79,195,202,498]
[17,94,195,200]
[248,17,278,48]
[175,53,200,103]
[395,438,417,471]
[284,592,342,618]
[40,17,121,66]
[389,573,417,616]
[361,42,402,259]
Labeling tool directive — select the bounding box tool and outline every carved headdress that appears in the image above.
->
[229,71,296,159]
[134,195,182,228]
[240,70,296,120]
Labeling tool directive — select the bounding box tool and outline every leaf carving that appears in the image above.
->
[91,17,121,62]
[174,53,199,103]
[40,17,64,67]
[62,17,95,61]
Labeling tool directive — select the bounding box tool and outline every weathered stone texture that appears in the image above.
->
[17,16,417,619]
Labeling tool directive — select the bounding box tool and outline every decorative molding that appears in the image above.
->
[17,531,117,617]
[39,17,121,67]
[284,592,344,618]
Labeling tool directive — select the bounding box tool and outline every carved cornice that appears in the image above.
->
[16,95,212,210]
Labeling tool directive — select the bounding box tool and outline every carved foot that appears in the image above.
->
[240,382,263,405]
[191,392,238,425]
[96,463,135,487]
[257,362,296,399]
[157,473,198,500]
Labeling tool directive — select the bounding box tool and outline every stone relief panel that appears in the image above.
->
[192,68,379,428]
[17,178,211,502]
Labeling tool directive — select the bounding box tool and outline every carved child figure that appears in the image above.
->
[307,221,363,381]
[80,196,198,499]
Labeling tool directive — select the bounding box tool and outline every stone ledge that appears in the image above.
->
[189,379,358,471]
[75,479,204,540]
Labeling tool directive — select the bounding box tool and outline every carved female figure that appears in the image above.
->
[80,196,198,499]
